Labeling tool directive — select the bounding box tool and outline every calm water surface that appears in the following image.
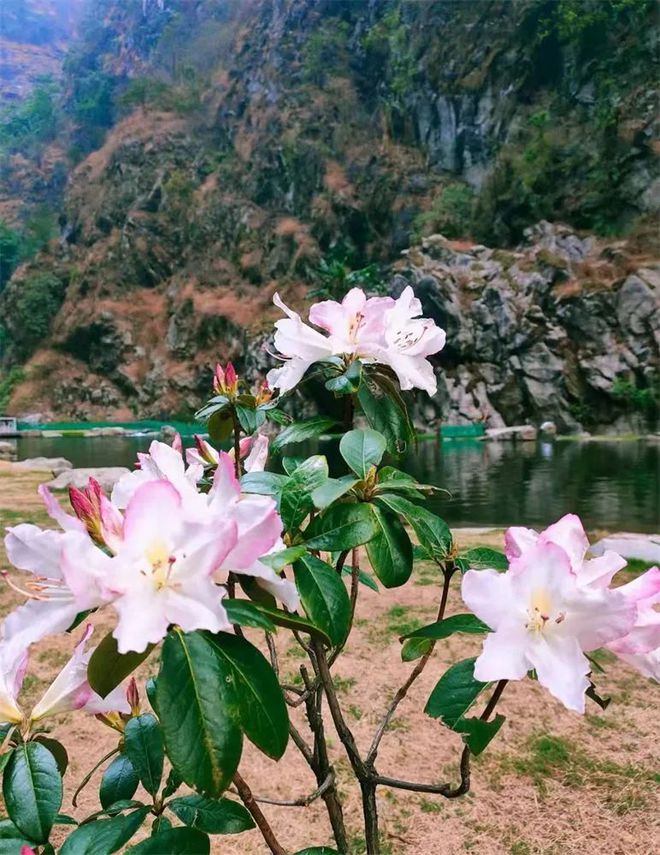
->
[14,435,659,533]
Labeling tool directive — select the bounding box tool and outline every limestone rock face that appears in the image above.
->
[47,467,130,491]
[393,224,659,430]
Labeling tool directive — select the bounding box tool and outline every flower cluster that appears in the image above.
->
[2,439,294,662]
[463,514,659,712]
[267,286,446,396]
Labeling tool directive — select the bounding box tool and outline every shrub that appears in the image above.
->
[1,271,65,360]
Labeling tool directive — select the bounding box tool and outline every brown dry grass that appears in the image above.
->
[0,468,658,854]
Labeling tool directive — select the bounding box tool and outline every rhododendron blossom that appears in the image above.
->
[0,625,128,727]
[266,286,446,395]
[462,540,636,712]
[504,514,660,680]
[186,432,269,473]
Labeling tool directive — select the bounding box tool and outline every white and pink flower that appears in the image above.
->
[462,539,635,713]
[266,286,446,396]
[0,625,128,727]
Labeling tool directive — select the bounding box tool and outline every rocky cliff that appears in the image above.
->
[1,0,658,428]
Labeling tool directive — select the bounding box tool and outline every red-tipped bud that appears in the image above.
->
[225,362,237,387]
[213,363,225,393]
[21,846,37,855]
[68,485,94,521]
[126,677,140,715]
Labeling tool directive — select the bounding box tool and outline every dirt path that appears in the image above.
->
[0,466,658,854]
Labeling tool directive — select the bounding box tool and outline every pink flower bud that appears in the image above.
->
[171,432,183,454]
[126,677,140,715]
[21,846,37,855]
[225,362,237,387]
[255,379,272,405]
[213,363,225,393]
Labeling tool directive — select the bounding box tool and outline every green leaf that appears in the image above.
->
[401,637,433,662]
[59,808,149,855]
[203,632,289,760]
[425,658,490,727]
[156,630,242,798]
[3,741,62,843]
[224,600,276,632]
[207,409,233,444]
[341,565,379,592]
[265,407,291,425]
[255,605,333,647]
[311,475,359,509]
[151,815,172,835]
[87,632,154,698]
[453,714,506,756]
[375,495,452,563]
[33,736,68,776]
[259,545,308,571]
[358,372,414,453]
[127,827,210,854]
[271,417,338,452]
[339,428,387,478]
[294,554,351,646]
[303,502,378,551]
[280,455,329,532]
[100,754,139,810]
[123,715,164,798]
[458,548,509,571]
[236,403,260,435]
[55,814,78,826]
[240,471,287,497]
[365,506,413,588]
[402,614,490,641]
[294,849,341,855]
[0,819,34,853]
[167,795,255,834]
[282,456,305,475]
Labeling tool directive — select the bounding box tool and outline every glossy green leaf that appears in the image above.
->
[203,632,289,760]
[33,736,68,776]
[401,637,433,662]
[167,795,255,834]
[255,605,332,647]
[280,455,329,532]
[151,815,173,835]
[402,614,490,641]
[303,502,378,551]
[224,600,276,632]
[339,428,386,478]
[357,371,415,453]
[281,455,305,475]
[123,715,163,798]
[87,632,154,698]
[0,819,34,853]
[271,417,338,452]
[100,754,139,810]
[453,714,506,756]
[375,494,452,563]
[458,547,509,571]
[258,545,308,571]
[294,554,351,646]
[365,506,413,588]
[311,475,359,509]
[59,808,149,855]
[54,814,78,826]
[3,741,62,843]
[156,630,242,798]
[425,658,489,727]
[240,471,287,497]
[127,827,210,854]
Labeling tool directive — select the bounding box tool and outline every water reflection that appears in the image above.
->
[14,435,659,533]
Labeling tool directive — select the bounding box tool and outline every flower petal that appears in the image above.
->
[122,480,182,550]
[539,514,589,573]
[527,634,591,713]
[473,626,530,682]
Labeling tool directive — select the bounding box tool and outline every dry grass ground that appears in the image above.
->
[0,465,658,855]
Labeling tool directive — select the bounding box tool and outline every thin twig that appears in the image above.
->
[247,771,336,807]
[233,772,287,855]
[266,633,279,677]
[72,747,119,807]
[366,568,454,766]
[288,721,314,766]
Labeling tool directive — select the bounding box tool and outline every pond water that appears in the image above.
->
[14,434,659,533]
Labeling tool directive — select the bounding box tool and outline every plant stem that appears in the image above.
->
[366,567,454,766]
[233,772,287,855]
[230,404,241,480]
[343,393,355,432]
